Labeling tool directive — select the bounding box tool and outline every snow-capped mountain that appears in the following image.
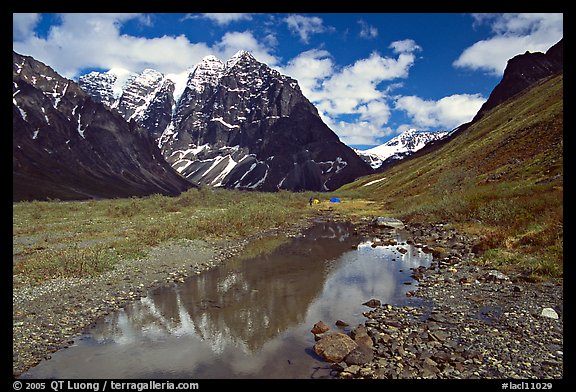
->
[77,71,119,107]
[13,51,192,201]
[355,129,450,170]
[79,51,371,191]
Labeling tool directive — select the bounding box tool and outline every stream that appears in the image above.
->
[21,220,432,379]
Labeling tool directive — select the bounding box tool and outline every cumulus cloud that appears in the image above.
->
[358,100,391,128]
[183,13,253,25]
[389,39,422,54]
[276,49,334,101]
[13,13,40,41]
[321,113,395,146]
[454,13,563,75]
[284,14,333,44]
[395,94,486,130]
[12,13,277,78]
[316,43,419,115]
[358,20,378,39]
[213,31,279,66]
[278,41,422,146]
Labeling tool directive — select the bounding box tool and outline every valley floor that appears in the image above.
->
[13,206,563,380]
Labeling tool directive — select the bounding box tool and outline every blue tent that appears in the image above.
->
[329,197,341,203]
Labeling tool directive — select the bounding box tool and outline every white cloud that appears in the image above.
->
[13,13,40,41]
[389,39,422,54]
[358,100,391,128]
[284,15,332,44]
[321,113,394,146]
[395,93,486,130]
[317,49,418,115]
[279,42,421,146]
[13,14,209,77]
[213,31,279,66]
[276,49,334,101]
[184,13,253,25]
[12,14,278,78]
[454,13,563,75]
[263,33,278,48]
[358,20,378,39]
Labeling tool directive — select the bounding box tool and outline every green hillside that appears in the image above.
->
[338,73,563,279]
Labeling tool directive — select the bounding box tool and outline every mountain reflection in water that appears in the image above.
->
[21,221,432,379]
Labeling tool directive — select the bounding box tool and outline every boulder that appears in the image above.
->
[373,217,405,230]
[350,325,374,348]
[313,333,358,363]
[344,344,374,365]
[335,320,349,328]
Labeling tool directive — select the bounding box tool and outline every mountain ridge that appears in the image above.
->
[473,38,563,122]
[80,50,372,192]
[354,129,450,170]
[13,51,193,201]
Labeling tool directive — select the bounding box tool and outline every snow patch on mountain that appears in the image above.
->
[166,70,193,103]
[356,129,449,169]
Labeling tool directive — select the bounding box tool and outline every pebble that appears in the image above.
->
[541,307,559,320]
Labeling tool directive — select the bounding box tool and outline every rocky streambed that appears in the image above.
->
[13,215,563,380]
[311,220,563,379]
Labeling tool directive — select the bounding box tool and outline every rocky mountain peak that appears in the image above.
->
[187,56,225,92]
[355,129,449,170]
[12,51,192,201]
[115,69,166,122]
[77,50,371,191]
[226,50,256,68]
[473,38,563,122]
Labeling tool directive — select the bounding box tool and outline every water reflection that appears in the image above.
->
[21,222,432,379]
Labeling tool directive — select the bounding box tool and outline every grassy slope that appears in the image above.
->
[336,73,563,279]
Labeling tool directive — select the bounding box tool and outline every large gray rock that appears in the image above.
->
[373,217,405,230]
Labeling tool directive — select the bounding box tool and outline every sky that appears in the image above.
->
[12,13,563,149]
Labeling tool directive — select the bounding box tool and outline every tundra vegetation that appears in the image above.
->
[13,188,315,284]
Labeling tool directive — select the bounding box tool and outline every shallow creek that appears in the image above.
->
[21,220,432,379]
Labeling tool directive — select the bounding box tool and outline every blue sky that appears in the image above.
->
[13,13,563,149]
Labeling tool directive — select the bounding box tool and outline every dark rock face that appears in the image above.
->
[473,38,563,121]
[13,51,192,201]
[81,51,371,191]
[163,51,372,191]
